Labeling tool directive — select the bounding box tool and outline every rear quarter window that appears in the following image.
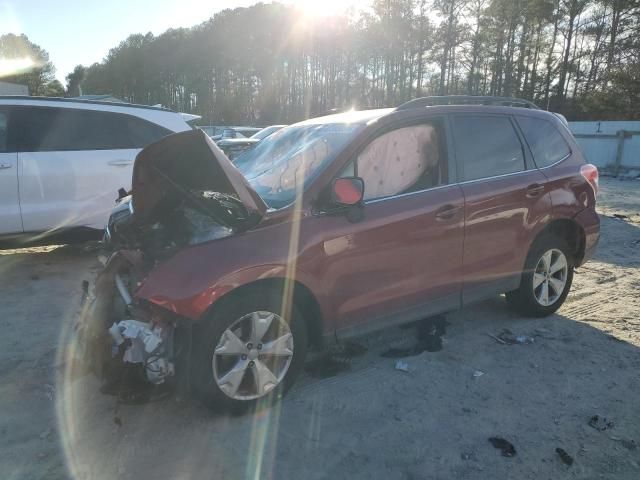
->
[452,115,525,181]
[516,116,571,168]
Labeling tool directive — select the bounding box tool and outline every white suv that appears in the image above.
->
[0,97,196,239]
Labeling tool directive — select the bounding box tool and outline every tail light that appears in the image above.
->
[580,164,599,195]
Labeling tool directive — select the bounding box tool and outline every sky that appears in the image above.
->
[0,0,370,85]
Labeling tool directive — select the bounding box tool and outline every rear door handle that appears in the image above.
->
[0,163,13,170]
[435,204,462,220]
[108,160,132,167]
[526,183,545,197]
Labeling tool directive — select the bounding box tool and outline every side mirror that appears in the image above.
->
[331,177,364,207]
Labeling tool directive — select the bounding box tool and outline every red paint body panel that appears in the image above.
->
[460,169,552,292]
[310,184,464,331]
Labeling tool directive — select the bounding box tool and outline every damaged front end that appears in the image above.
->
[74,130,267,401]
[74,250,181,401]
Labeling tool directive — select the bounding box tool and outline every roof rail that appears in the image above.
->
[0,95,173,112]
[396,95,540,111]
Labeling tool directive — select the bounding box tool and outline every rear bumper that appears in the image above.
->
[574,208,600,265]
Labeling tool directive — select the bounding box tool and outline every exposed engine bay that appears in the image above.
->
[105,190,246,261]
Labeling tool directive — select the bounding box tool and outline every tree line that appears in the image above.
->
[3,0,639,123]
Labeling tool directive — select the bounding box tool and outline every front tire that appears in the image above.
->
[192,288,308,411]
[506,234,574,317]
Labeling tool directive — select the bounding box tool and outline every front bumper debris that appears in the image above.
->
[74,250,179,398]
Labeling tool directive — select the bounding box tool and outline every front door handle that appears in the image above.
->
[0,163,13,170]
[108,160,132,167]
[435,204,462,221]
[526,183,545,197]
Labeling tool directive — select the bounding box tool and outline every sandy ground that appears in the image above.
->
[1,177,639,480]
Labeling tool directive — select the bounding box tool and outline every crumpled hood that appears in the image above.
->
[131,129,267,224]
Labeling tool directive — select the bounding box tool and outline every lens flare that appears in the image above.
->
[0,56,37,78]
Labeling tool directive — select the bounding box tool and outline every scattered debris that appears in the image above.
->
[489,329,534,345]
[473,370,485,378]
[394,360,410,372]
[588,415,614,431]
[381,315,447,357]
[488,437,516,457]
[460,452,476,461]
[612,213,629,220]
[305,353,351,379]
[610,436,637,450]
[39,428,52,440]
[556,447,574,466]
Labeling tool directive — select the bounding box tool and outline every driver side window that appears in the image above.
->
[341,120,447,201]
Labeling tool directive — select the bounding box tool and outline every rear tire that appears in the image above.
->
[506,234,574,317]
[192,287,308,412]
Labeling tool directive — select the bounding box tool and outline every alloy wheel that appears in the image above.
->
[532,248,568,307]
[212,311,294,401]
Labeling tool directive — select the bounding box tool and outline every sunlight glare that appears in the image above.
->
[292,0,356,17]
[0,56,37,78]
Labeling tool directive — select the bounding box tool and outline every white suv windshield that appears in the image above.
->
[236,123,364,208]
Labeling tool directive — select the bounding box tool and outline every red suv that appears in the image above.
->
[86,96,599,409]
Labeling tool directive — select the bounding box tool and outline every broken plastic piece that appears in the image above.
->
[108,323,124,346]
[395,360,410,372]
[556,447,574,466]
[107,319,174,384]
[515,335,534,344]
[490,329,534,345]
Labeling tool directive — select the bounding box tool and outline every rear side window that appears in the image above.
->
[452,115,525,181]
[517,116,571,168]
[18,107,170,152]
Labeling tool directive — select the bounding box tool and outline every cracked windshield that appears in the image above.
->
[1,0,639,479]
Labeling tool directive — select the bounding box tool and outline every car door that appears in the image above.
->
[16,106,169,232]
[450,114,552,304]
[0,107,22,235]
[314,117,464,334]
